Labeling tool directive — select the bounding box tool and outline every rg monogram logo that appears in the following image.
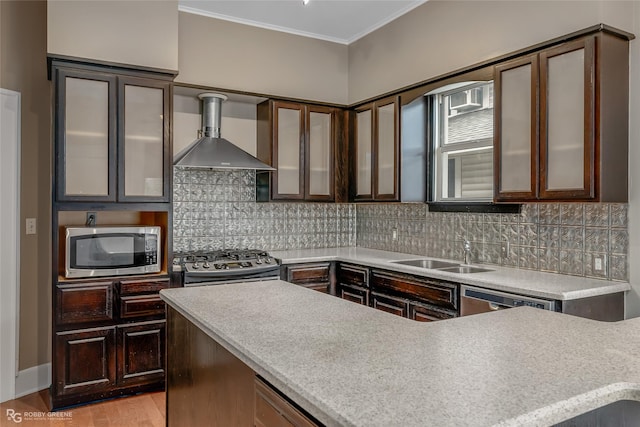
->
[6,409,22,423]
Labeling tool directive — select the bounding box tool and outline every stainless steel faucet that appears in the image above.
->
[463,240,472,265]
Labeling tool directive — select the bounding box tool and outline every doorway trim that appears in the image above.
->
[0,88,21,403]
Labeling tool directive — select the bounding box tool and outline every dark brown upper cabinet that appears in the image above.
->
[257,100,348,202]
[494,32,629,202]
[352,96,400,202]
[52,61,172,204]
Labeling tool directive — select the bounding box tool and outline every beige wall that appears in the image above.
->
[173,94,258,156]
[47,0,178,71]
[1,0,51,370]
[625,3,640,317]
[176,12,349,105]
[348,0,636,104]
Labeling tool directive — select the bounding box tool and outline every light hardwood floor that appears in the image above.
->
[0,390,165,427]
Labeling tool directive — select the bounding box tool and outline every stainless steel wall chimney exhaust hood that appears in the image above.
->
[173,93,275,170]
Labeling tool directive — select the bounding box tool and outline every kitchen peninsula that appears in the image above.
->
[160,281,640,427]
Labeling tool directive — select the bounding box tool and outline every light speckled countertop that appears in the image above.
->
[269,247,630,301]
[161,280,640,427]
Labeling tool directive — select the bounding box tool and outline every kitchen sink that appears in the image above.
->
[436,266,494,274]
[390,259,461,269]
[553,399,640,426]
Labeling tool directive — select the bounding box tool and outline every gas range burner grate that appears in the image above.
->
[173,249,274,267]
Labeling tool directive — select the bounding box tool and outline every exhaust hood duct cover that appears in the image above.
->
[174,93,275,170]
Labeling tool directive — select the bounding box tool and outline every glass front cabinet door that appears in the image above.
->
[375,99,399,199]
[258,100,337,201]
[539,38,595,200]
[273,102,304,199]
[353,97,399,201]
[119,77,170,202]
[494,32,630,203]
[56,68,117,202]
[54,64,171,203]
[354,108,373,200]
[306,106,334,200]
[494,55,538,201]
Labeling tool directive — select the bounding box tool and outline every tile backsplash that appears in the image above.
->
[172,169,628,281]
[173,168,356,252]
[356,203,629,281]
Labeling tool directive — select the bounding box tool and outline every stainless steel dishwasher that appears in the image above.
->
[460,285,556,316]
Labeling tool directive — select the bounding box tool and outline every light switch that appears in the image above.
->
[26,218,36,235]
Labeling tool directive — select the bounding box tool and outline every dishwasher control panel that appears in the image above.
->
[461,285,556,313]
[513,299,548,310]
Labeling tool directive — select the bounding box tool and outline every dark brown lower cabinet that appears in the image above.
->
[283,262,333,294]
[166,307,320,427]
[51,276,168,409]
[116,320,166,387]
[337,283,369,305]
[56,282,114,325]
[284,261,458,321]
[409,302,456,322]
[336,263,370,306]
[119,294,166,319]
[54,326,116,397]
[335,264,458,321]
[371,292,408,317]
[369,270,458,312]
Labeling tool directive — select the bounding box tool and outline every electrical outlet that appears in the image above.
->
[25,218,36,235]
[594,256,605,272]
[392,228,398,241]
[86,212,96,226]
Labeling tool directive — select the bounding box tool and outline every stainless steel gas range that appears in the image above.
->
[172,249,280,287]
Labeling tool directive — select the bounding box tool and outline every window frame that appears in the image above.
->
[429,80,495,203]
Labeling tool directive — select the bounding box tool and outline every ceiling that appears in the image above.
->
[178,0,428,45]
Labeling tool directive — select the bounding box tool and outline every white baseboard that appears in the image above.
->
[15,363,51,399]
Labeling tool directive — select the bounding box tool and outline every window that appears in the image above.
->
[429,81,494,202]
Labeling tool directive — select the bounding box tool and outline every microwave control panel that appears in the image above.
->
[145,235,158,265]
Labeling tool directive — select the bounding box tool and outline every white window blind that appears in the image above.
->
[459,149,493,198]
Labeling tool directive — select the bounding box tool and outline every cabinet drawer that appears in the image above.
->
[409,302,456,322]
[255,377,319,427]
[337,283,369,306]
[337,264,369,288]
[120,295,166,319]
[370,270,458,310]
[119,278,169,296]
[285,263,330,284]
[371,292,408,318]
[56,282,114,326]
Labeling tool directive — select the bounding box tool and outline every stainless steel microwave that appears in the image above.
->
[64,226,161,279]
